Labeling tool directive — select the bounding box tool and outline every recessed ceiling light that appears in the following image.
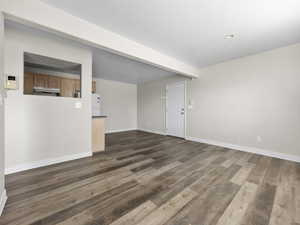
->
[224,34,235,39]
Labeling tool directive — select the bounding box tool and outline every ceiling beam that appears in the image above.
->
[0,0,200,78]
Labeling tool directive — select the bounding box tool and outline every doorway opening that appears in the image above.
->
[166,81,186,138]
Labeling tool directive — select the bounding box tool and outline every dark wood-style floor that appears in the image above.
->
[1,130,300,225]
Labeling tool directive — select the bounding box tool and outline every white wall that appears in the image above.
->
[187,43,300,158]
[138,43,300,160]
[94,78,137,133]
[0,13,7,215]
[4,22,93,174]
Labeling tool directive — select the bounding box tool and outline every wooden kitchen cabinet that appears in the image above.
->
[48,76,61,89]
[24,72,84,98]
[61,78,75,97]
[92,117,105,153]
[34,74,48,88]
[24,72,34,94]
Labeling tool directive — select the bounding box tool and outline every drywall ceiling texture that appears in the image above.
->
[42,0,300,68]
[0,0,200,78]
[4,21,93,173]
[92,48,176,84]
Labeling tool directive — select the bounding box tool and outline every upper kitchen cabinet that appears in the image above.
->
[34,74,48,88]
[48,76,61,89]
[24,72,34,95]
[32,74,61,89]
[23,52,82,98]
[61,78,76,98]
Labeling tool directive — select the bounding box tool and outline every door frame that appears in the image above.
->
[165,81,187,139]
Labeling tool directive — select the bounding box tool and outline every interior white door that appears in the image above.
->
[166,82,185,138]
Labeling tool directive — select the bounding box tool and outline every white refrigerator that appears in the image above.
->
[92,93,102,116]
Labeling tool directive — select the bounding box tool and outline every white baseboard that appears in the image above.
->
[106,128,137,134]
[0,189,7,216]
[138,128,167,136]
[186,136,300,163]
[5,152,92,175]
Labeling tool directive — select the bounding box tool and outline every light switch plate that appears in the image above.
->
[75,102,82,109]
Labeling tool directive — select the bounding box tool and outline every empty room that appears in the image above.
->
[0,0,300,225]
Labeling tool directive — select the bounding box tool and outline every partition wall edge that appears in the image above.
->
[0,12,7,216]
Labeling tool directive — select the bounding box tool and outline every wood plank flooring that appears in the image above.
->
[1,130,300,225]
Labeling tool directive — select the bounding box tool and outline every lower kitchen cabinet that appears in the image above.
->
[92,117,106,153]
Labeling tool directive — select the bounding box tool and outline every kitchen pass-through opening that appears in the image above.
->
[23,52,82,98]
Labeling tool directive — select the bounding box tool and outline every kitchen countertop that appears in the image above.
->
[92,116,107,119]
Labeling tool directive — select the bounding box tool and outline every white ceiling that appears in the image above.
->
[24,52,81,71]
[41,0,300,68]
[6,21,176,84]
[92,49,175,84]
